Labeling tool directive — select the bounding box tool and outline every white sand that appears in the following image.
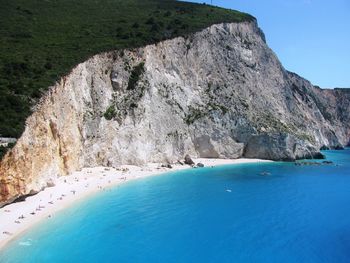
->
[0,158,271,250]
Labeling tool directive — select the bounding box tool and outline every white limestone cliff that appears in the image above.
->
[1,21,349,206]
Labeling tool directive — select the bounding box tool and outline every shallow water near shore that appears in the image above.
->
[1,149,350,262]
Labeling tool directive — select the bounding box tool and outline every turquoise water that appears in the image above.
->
[1,149,350,263]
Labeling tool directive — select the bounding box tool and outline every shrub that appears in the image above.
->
[145,17,155,25]
[164,11,172,17]
[127,62,145,90]
[184,107,206,125]
[150,23,160,32]
[103,105,117,120]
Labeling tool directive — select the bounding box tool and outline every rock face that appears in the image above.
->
[244,133,327,161]
[0,21,349,206]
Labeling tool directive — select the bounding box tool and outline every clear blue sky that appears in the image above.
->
[188,0,350,88]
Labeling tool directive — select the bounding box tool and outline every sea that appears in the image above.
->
[0,149,349,263]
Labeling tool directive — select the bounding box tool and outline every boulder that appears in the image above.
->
[46,179,56,188]
[311,152,326,159]
[334,145,345,150]
[184,154,195,165]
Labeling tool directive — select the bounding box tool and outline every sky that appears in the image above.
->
[189,0,350,88]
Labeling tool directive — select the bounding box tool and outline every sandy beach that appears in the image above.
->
[0,158,271,251]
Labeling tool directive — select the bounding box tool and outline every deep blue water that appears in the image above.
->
[1,149,350,263]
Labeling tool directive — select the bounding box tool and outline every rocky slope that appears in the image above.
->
[0,21,349,206]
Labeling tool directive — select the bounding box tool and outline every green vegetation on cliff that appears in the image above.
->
[0,0,254,138]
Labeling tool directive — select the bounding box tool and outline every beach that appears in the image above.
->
[0,158,271,250]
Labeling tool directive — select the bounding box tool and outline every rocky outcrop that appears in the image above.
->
[184,154,195,166]
[244,133,325,161]
[0,21,349,206]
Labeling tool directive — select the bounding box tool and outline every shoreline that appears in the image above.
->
[0,158,272,251]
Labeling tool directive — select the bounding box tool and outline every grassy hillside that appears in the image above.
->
[0,0,253,140]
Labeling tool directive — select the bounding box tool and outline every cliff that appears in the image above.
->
[0,21,349,206]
